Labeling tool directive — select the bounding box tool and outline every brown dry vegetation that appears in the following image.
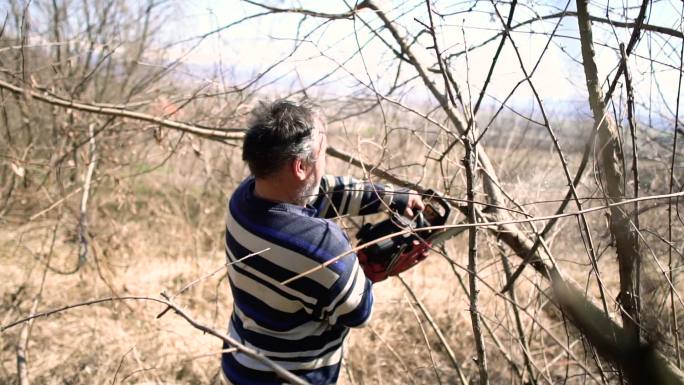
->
[2,116,680,385]
[2,1,684,385]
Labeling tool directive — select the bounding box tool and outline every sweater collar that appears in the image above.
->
[240,177,317,217]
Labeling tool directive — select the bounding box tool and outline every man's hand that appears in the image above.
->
[403,190,425,218]
[359,239,430,283]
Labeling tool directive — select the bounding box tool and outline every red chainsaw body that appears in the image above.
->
[355,191,450,282]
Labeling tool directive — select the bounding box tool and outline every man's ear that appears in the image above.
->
[291,157,309,182]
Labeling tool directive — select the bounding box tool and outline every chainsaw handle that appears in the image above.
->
[423,189,451,226]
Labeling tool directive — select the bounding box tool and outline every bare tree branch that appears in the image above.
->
[446,10,683,61]
[1,295,310,385]
[576,0,644,343]
[243,0,369,20]
[0,79,244,142]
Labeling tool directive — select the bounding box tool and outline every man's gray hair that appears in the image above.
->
[242,100,321,178]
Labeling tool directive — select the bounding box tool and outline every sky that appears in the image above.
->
[151,0,683,128]
[16,0,677,127]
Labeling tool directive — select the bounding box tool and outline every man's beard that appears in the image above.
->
[295,174,321,206]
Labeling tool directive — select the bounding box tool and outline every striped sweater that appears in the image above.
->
[221,175,408,385]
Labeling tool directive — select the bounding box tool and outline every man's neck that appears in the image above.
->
[253,177,304,206]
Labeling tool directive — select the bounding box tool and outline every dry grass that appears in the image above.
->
[1,114,682,385]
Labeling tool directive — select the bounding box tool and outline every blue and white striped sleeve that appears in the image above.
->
[312,175,409,219]
[325,256,373,328]
[314,225,374,328]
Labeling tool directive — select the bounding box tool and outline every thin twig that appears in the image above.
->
[668,1,684,369]
[0,79,244,141]
[2,295,309,385]
[501,0,650,291]
[404,291,443,385]
[473,0,517,116]
[78,122,98,267]
[500,246,538,385]
[488,0,604,312]
[243,0,369,20]
[282,191,684,285]
[398,276,468,385]
[156,248,270,318]
[15,299,37,385]
[444,11,682,62]
[440,252,602,383]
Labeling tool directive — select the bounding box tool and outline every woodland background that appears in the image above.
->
[1,1,684,384]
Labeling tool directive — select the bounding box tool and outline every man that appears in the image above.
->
[222,100,425,385]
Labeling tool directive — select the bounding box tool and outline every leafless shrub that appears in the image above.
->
[2,1,684,385]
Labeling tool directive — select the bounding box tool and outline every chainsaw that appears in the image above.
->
[356,190,459,282]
